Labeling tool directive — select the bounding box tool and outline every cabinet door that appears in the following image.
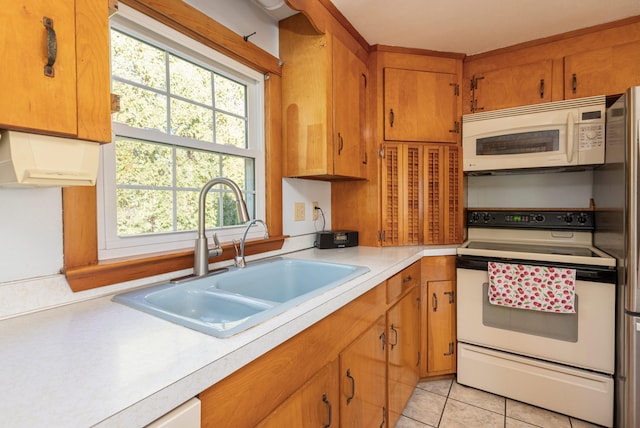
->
[471,60,552,112]
[0,1,78,135]
[427,280,456,374]
[333,36,367,179]
[340,316,387,427]
[564,40,640,99]
[387,287,421,427]
[257,359,339,428]
[380,143,423,246]
[384,68,459,143]
[424,145,463,245]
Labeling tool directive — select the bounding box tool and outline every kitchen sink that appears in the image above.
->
[112,257,369,338]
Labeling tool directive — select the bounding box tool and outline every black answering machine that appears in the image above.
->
[315,230,358,249]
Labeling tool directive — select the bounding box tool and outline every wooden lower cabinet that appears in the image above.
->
[256,359,339,427]
[421,256,457,377]
[426,280,456,374]
[387,286,421,427]
[340,316,387,427]
[201,261,437,427]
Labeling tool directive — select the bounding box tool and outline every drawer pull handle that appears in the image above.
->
[390,324,399,349]
[432,293,438,312]
[402,275,413,284]
[346,369,355,404]
[43,17,57,77]
[322,393,332,427]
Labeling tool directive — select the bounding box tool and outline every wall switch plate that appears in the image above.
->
[312,202,319,220]
[294,202,305,221]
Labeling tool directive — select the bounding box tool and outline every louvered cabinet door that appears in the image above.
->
[380,143,423,246]
[424,145,463,244]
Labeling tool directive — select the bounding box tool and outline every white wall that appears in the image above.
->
[282,178,332,237]
[0,188,63,282]
[183,0,283,57]
[466,170,594,208]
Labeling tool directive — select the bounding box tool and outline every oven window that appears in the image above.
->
[476,130,559,155]
[482,283,578,342]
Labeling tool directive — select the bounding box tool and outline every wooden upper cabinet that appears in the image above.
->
[380,143,423,246]
[280,13,367,180]
[333,37,368,178]
[384,67,459,143]
[0,0,111,142]
[424,144,463,245]
[469,59,553,113]
[565,40,640,99]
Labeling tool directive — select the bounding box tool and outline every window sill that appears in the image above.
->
[64,235,286,292]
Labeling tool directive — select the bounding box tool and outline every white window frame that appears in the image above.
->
[98,5,266,260]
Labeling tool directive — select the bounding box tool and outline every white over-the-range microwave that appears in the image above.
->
[462,95,606,173]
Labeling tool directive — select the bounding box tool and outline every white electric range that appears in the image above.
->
[456,209,616,427]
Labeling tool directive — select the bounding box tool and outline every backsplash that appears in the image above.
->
[466,170,594,209]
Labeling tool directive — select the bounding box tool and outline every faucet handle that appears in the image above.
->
[232,239,243,267]
[211,232,220,249]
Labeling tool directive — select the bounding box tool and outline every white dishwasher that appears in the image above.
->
[146,397,201,428]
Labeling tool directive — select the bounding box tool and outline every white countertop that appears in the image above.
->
[0,245,456,427]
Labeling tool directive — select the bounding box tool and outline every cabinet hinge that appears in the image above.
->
[448,121,460,134]
[444,290,455,304]
[471,75,484,90]
[450,82,460,96]
[377,230,386,242]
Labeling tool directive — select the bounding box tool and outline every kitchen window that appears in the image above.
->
[99,10,265,260]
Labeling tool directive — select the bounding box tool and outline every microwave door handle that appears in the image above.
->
[566,111,575,163]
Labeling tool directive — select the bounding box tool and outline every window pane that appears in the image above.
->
[221,155,251,189]
[171,99,214,142]
[112,81,167,132]
[111,30,166,90]
[176,190,215,231]
[170,56,212,105]
[215,74,245,116]
[116,138,172,187]
[117,189,173,235]
[175,148,220,189]
[222,193,244,226]
[216,112,246,148]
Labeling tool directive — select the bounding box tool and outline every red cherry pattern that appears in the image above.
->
[488,262,576,313]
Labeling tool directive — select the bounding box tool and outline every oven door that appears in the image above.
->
[456,256,616,374]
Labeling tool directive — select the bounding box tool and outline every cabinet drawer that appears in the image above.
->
[387,261,420,304]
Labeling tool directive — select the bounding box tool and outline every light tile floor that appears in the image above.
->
[397,377,604,428]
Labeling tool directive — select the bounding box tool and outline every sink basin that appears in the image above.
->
[113,257,369,338]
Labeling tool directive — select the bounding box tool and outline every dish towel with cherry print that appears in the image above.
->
[487,262,576,313]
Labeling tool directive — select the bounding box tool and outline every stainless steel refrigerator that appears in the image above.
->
[594,86,640,427]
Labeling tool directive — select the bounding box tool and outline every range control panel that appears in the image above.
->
[466,210,595,230]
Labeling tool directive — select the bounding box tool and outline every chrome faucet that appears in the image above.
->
[233,219,269,268]
[193,177,250,277]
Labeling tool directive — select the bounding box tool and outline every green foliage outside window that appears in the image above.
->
[110,29,254,237]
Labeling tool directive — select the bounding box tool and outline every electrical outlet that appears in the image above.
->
[312,202,319,220]
[294,202,305,221]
